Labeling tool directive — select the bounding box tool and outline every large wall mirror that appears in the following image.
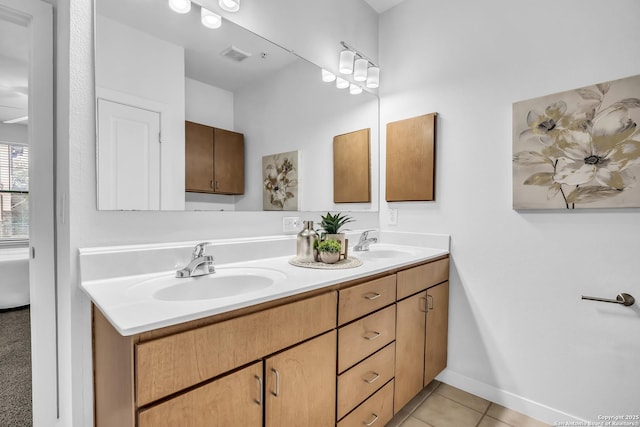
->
[94,0,379,212]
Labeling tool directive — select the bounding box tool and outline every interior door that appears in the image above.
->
[97,99,161,210]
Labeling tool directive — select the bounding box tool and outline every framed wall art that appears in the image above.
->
[513,74,640,209]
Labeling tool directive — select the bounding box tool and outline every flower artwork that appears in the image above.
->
[513,74,640,209]
[262,150,300,210]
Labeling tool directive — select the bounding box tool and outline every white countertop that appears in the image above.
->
[80,238,449,336]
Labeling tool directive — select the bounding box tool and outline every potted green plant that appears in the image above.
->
[319,212,353,258]
[316,239,342,264]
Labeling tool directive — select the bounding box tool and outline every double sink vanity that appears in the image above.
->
[81,232,450,427]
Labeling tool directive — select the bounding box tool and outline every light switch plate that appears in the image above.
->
[283,216,302,233]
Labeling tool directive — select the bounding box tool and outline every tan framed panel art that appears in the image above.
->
[386,113,437,201]
[333,128,371,203]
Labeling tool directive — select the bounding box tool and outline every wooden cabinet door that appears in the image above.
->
[265,330,337,427]
[213,128,244,194]
[424,281,449,386]
[185,121,214,192]
[394,291,427,412]
[138,361,263,427]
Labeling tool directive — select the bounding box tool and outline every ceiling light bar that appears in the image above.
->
[168,0,191,14]
[219,0,240,12]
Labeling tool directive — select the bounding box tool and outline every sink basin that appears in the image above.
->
[127,267,286,301]
[353,244,418,260]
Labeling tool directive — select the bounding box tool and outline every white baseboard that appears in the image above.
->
[437,369,587,425]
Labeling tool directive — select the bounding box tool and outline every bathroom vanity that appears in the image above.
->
[83,238,449,427]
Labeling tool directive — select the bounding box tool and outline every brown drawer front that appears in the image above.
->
[338,275,396,326]
[135,291,337,406]
[397,257,449,300]
[137,362,263,427]
[337,379,394,427]
[337,342,395,420]
[338,305,396,373]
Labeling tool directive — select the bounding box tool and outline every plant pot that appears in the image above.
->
[325,233,346,258]
[319,251,340,264]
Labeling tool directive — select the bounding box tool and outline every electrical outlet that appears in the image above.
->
[283,216,302,233]
[388,208,398,225]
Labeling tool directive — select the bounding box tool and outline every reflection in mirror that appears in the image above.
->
[95,0,379,211]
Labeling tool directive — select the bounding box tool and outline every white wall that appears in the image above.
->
[379,0,640,423]
[56,0,379,425]
[235,59,379,212]
[0,123,28,143]
[95,15,185,210]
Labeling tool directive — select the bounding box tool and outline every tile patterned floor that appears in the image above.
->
[386,382,550,427]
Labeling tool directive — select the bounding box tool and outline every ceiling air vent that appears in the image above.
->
[220,45,252,62]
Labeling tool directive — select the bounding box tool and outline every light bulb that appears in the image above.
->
[353,58,368,82]
[336,77,349,89]
[322,69,336,82]
[201,8,222,29]
[349,84,363,95]
[219,0,240,12]
[366,66,380,88]
[169,0,191,14]
[339,49,355,74]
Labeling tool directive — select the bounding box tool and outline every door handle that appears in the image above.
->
[270,368,280,397]
[581,293,635,307]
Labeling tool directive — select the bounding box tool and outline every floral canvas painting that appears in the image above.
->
[262,150,300,211]
[513,74,640,209]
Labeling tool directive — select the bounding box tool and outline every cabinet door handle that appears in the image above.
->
[363,413,379,426]
[364,292,381,300]
[427,294,434,310]
[419,296,428,313]
[363,371,380,384]
[363,331,381,341]
[210,180,214,190]
[270,368,280,397]
[254,375,263,406]
[215,180,219,190]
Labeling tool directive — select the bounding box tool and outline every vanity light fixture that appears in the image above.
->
[168,0,191,14]
[201,7,222,28]
[336,77,349,89]
[339,49,355,74]
[349,84,363,95]
[219,0,240,12]
[366,66,380,89]
[322,69,337,82]
[353,58,368,82]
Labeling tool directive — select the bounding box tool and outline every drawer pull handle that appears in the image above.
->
[427,294,434,310]
[271,368,280,397]
[419,296,428,313]
[363,413,379,426]
[363,371,380,384]
[364,292,381,300]
[254,375,263,406]
[363,331,381,341]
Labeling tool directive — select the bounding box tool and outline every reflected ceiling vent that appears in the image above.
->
[220,45,252,62]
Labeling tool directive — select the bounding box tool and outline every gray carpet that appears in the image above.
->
[0,306,32,427]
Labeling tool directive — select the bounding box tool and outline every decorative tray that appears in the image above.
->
[288,256,363,270]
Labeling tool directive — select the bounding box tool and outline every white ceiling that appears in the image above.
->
[363,0,406,13]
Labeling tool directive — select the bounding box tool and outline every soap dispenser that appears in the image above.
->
[296,221,318,262]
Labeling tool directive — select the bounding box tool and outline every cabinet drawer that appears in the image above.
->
[337,343,395,420]
[338,275,396,326]
[338,305,396,373]
[135,291,337,406]
[137,362,262,427]
[397,257,449,300]
[337,379,394,427]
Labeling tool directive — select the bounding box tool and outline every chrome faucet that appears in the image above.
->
[353,230,378,251]
[176,242,215,278]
